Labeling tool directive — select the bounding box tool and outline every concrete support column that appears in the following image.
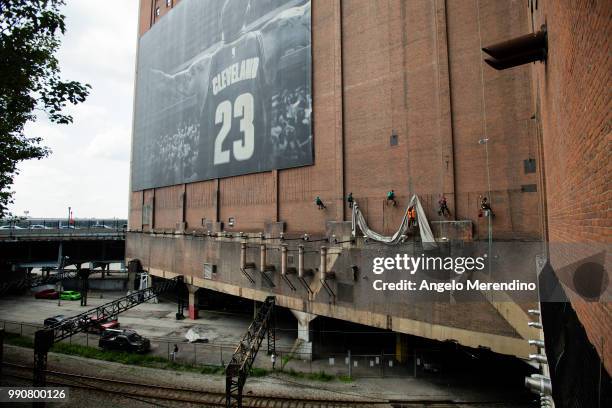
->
[127,270,136,292]
[240,241,247,269]
[260,243,267,272]
[298,245,305,277]
[320,246,327,279]
[290,310,317,360]
[281,244,288,275]
[187,284,200,320]
[127,260,142,293]
[395,333,409,364]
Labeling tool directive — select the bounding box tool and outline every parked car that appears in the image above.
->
[99,329,150,353]
[0,225,24,229]
[92,224,112,229]
[30,224,51,229]
[86,316,120,334]
[35,289,60,299]
[44,315,66,327]
[59,290,81,300]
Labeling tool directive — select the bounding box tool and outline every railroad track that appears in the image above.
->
[2,363,519,408]
[2,362,390,407]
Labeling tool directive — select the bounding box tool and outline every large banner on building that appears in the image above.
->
[131,0,312,191]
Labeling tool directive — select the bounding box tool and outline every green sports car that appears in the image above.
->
[60,290,81,300]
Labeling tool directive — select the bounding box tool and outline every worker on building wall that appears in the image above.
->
[479,196,495,217]
[438,195,450,217]
[315,196,326,210]
[347,192,354,208]
[407,206,417,228]
[386,190,397,207]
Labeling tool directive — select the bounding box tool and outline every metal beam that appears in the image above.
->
[32,275,184,388]
[225,296,275,408]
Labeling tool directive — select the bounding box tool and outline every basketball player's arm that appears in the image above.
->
[150,52,214,98]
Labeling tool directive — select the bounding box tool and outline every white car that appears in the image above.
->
[92,224,113,229]
[30,224,51,229]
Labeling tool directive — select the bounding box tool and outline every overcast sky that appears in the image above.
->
[9,0,139,219]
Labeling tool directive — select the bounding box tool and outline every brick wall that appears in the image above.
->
[129,190,143,230]
[138,0,178,36]
[531,0,611,374]
[130,0,543,239]
[185,180,216,229]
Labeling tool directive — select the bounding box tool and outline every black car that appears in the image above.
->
[43,315,66,327]
[98,329,150,353]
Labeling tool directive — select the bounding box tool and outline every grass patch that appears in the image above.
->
[338,374,354,383]
[4,333,342,383]
[4,333,224,374]
[52,343,227,375]
[283,368,334,382]
[52,343,167,366]
[249,367,269,377]
[199,365,225,375]
[4,333,34,348]
[281,354,292,369]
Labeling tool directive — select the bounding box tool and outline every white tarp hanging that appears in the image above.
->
[185,327,210,343]
[351,194,437,248]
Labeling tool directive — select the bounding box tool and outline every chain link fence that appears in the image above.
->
[1,319,424,378]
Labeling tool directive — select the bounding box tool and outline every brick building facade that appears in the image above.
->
[128,2,610,401]
[131,0,542,240]
[528,0,611,404]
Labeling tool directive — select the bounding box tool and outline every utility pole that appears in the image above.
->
[57,281,62,307]
[348,349,352,378]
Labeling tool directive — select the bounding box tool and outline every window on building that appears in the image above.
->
[166,0,172,7]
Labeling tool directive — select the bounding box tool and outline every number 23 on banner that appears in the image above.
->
[214,92,255,165]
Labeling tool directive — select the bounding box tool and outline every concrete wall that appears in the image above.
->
[127,231,541,358]
[62,277,128,292]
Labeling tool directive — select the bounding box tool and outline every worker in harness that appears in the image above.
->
[407,206,418,228]
[315,196,326,210]
[438,195,450,217]
[479,196,495,217]
[386,190,397,207]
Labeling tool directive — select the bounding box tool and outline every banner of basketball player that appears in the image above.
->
[131,0,312,191]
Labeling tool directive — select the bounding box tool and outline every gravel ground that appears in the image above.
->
[2,375,169,408]
[2,345,532,407]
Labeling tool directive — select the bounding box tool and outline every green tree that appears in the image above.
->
[0,0,90,217]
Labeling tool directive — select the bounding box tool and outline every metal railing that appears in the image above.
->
[0,219,127,230]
